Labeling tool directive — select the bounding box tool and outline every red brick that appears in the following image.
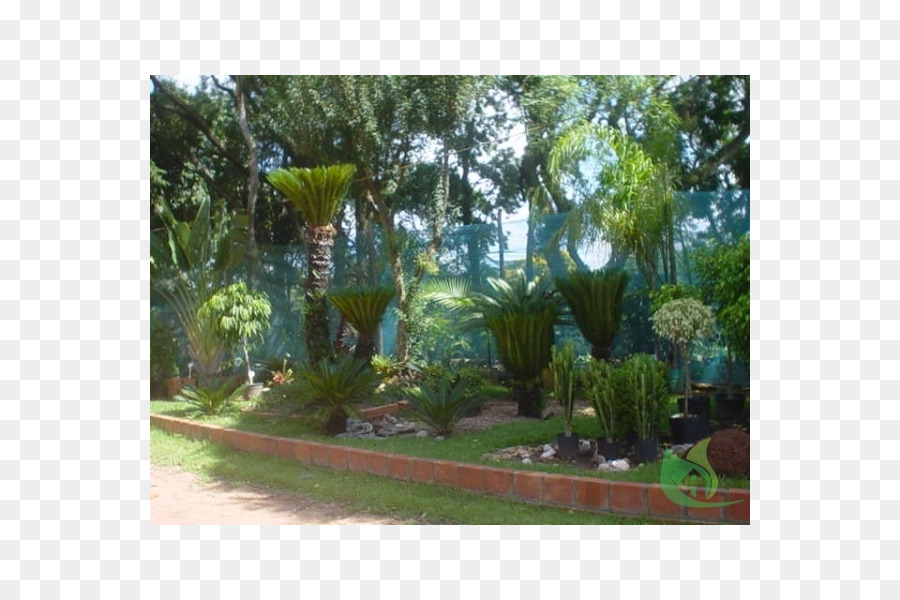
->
[310,443,331,467]
[294,441,312,463]
[329,446,349,470]
[262,436,280,456]
[346,448,368,473]
[542,475,574,504]
[389,455,410,480]
[684,487,726,522]
[433,461,458,487]
[514,471,542,500]
[366,452,390,476]
[575,478,609,509]
[208,427,224,445]
[724,489,750,523]
[647,485,685,519]
[458,465,485,492]
[484,468,514,495]
[609,482,646,514]
[409,459,434,483]
[275,438,296,460]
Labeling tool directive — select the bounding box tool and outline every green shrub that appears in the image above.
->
[550,343,578,436]
[403,378,481,436]
[150,307,180,396]
[290,355,381,434]
[583,359,618,443]
[619,354,669,440]
[175,380,249,417]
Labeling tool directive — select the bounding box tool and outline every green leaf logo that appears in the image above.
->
[659,439,745,508]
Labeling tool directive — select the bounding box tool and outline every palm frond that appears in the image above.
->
[328,285,394,336]
[267,164,357,226]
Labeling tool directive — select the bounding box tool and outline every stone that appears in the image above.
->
[416,430,428,438]
[609,459,630,472]
[521,457,533,465]
[596,462,610,471]
[592,454,606,465]
[540,447,556,459]
[434,436,445,442]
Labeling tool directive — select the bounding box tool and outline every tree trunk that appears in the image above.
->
[306,224,335,363]
[513,380,544,418]
[234,76,261,290]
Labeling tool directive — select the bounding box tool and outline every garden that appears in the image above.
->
[151,75,750,522]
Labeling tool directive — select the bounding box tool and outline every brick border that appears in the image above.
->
[150,414,749,524]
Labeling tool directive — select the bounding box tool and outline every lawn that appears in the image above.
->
[150,426,672,525]
[150,399,750,490]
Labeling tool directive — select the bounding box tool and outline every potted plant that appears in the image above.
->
[693,235,750,421]
[621,353,667,463]
[550,343,579,458]
[583,358,620,460]
[199,282,272,396]
[651,297,716,444]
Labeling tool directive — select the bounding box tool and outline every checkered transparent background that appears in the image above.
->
[1,0,897,596]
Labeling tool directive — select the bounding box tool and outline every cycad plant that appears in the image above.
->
[291,354,381,435]
[554,268,630,360]
[267,164,357,362]
[424,272,563,418]
[328,285,395,361]
[403,377,480,437]
[175,380,250,417]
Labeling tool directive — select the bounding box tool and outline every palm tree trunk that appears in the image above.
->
[306,224,335,363]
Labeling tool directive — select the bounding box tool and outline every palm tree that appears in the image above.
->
[267,164,357,362]
[423,273,564,418]
[554,268,630,360]
[328,285,395,361]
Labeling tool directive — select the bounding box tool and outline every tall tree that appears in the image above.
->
[267,164,357,363]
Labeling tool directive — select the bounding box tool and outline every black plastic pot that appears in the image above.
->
[716,392,745,421]
[633,438,659,464]
[687,395,710,418]
[556,433,580,458]
[595,439,620,462]
[669,414,709,445]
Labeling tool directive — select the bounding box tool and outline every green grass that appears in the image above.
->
[150,427,666,525]
[151,399,750,490]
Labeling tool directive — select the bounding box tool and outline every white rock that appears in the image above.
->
[543,444,553,452]
[609,459,630,471]
[540,448,556,459]
[522,457,533,465]
[592,454,606,465]
[596,463,611,471]
[416,430,428,438]
[434,436,445,442]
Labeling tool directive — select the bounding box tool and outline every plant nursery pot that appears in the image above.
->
[556,433,580,459]
[687,395,710,418]
[715,392,745,422]
[669,414,710,445]
[633,438,659,464]
[595,439,621,462]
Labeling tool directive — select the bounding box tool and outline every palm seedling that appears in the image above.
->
[291,354,381,435]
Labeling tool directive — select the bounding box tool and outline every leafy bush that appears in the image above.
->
[290,355,381,434]
[403,378,481,436]
[583,359,619,443]
[619,354,669,440]
[175,381,250,417]
[550,343,578,436]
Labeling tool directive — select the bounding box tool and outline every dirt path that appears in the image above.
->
[150,464,408,525]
